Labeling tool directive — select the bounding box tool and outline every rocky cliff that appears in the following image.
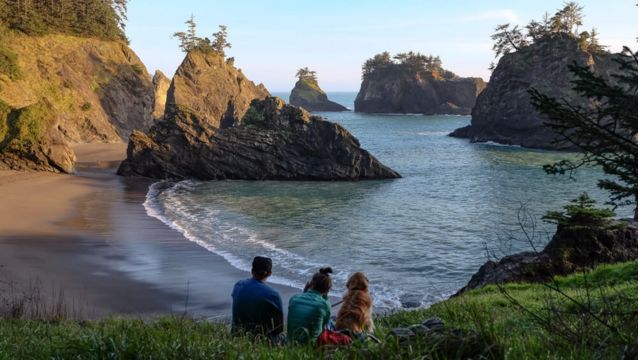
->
[0,32,154,173]
[455,220,637,295]
[450,35,617,149]
[118,97,400,180]
[152,70,170,120]
[165,51,270,129]
[289,78,348,112]
[355,71,485,115]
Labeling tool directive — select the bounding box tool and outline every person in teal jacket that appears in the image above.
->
[287,267,333,344]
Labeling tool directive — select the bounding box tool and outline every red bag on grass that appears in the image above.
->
[316,329,352,346]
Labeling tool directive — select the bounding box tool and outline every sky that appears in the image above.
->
[127,0,638,91]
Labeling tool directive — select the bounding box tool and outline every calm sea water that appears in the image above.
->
[144,92,632,310]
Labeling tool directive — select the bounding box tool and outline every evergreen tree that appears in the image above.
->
[211,25,231,57]
[491,24,529,58]
[529,48,638,213]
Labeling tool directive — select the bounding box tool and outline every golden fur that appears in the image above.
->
[336,272,374,334]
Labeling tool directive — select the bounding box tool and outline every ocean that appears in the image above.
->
[143,92,633,310]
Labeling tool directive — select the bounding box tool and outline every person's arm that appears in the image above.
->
[322,301,331,328]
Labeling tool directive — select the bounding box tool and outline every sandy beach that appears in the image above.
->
[0,143,302,319]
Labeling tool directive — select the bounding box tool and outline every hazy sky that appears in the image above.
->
[127,0,637,91]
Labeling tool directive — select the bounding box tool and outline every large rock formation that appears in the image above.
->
[355,68,485,115]
[0,33,154,173]
[165,52,270,129]
[119,50,399,181]
[289,77,348,112]
[118,96,400,180]
[450,35,618,149]
[455,220,637,295]
[152,70,170,120]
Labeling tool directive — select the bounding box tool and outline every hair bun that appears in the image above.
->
[319,267,333,275]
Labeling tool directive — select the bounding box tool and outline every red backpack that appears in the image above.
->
[316,329,353,346]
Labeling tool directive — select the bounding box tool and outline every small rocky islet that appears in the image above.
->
[354,52,486,115]
[289,68,348,112]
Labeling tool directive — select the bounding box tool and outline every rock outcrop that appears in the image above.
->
[0,33,155,173]
[455,220,637,295]
[165,51,270,129]
[450,35,618,149]
[152,70,170,120]
[118,97,400,180]
[289,78,348,112]
[355,69,485,115]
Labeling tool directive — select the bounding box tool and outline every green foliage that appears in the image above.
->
[490,2,597,59]
[173,16,231,57]
[0,262,634,359]
[295,67,317,82]
[542,192,616,228]
[0,101,47,153]
[0,0,128,41]
[530,48,638,211]
[362,51,452,79]
[0,45,20,80]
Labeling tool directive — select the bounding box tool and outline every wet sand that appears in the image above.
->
[0,144,303,319]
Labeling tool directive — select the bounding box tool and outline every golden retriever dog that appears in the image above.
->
[336,272,374,334]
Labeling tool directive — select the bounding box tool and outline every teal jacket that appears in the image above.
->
[287,290,331,343]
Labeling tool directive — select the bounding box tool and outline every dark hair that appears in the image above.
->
[310,267,333,294]
[251,256,272,279]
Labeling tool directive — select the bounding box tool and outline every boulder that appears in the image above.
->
[289,78,348,112]
[118,97,400,180]
[152,70,170,120]
[455,220,637,295]
[450,35,619,150]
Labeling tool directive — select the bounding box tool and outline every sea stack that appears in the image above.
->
[289,67,348,111]
[0,33,155,173]
[152,70,171,120]
[450,34,618,150]
[118,52,400,180]
[354,52,485,115]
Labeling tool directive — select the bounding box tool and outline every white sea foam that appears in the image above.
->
[143,181,409,309]
[478,141,522,148]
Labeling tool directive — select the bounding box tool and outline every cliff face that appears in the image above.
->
[450,35,617,149]
[0,33,154,173]
[289,78,348,112]
[165,52,270,129]
[354,71,485,115]
[152,70,170,120]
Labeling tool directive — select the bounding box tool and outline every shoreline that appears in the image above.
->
[0,144,303,319]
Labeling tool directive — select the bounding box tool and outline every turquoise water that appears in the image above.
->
[144,92,632,310]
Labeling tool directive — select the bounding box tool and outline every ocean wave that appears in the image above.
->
[142,181,416,309]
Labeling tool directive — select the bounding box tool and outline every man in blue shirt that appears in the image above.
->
[231,256,284,339]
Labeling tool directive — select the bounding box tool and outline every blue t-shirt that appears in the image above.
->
[231,278,284,335]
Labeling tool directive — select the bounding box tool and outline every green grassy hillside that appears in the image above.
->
[0,261,635,359]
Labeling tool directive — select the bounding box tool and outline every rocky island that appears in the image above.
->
[450,18,618,149]
[289,67,348,112]
[118,50,399,180]
[355,52,485,115]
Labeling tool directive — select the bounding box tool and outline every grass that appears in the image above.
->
[0,262,636,359]
[0,100,46,152]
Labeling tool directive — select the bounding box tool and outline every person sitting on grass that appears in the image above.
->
[287,267,333,344]
[231,256,284,341]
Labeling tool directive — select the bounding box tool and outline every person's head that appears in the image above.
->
[251,256,272,281]
[309,267,333,295]
[346,272,369,291]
